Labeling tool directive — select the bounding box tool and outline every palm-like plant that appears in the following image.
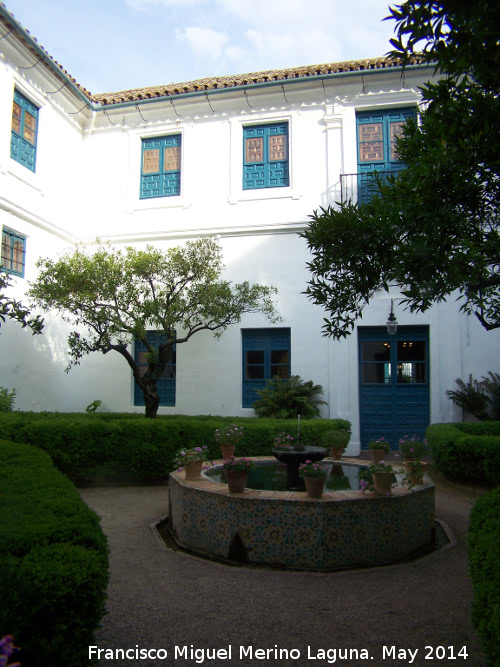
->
[252,375,327,419]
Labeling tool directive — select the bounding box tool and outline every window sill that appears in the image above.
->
[228,187,301,205]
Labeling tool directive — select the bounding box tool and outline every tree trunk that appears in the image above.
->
[143,385,160,419]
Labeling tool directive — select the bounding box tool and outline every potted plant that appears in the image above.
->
[222,456,253,493]
[274,432,295,448]
[396,436,429,485]
[369,461,396,495]
[368,437,390,464]
[214,423,244,459]
[320,428,351,460]
[174,445,211,481]
[298,460,327,498]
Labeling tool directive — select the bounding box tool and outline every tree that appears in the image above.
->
[302,0,500,339]
[0,271,43,334]
[28,238,280,418]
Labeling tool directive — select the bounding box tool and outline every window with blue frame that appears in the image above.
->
[11,89,38,172]
[134,332,176,406]
[1,228,26,277]
[242,328,290,408]
[356,107,416,204]
[243,122,289,190]
[140,134,181,199]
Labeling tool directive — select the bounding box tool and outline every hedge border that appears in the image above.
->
[0,439,109,667]
[468,487,500,665]
[0,413,351,485]
[425,422,500,487]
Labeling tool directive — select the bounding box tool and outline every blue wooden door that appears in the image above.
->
[358,326,429,448]
[356,107,416,204]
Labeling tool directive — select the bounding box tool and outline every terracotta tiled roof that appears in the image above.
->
[0,3,93,99]
[1,2,425,108]
[92,56,425,106]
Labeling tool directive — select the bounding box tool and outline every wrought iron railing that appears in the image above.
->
[340,171,396,205]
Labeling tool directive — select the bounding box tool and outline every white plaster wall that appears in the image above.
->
[0,36,499,441]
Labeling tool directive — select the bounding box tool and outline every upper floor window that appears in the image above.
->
[10,89,38,172]
[355,107,416,204]
[140,135,181,199]
[243,122,289,190]
[1,228,26,277]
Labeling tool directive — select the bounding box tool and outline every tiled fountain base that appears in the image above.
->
[168,458,435,571]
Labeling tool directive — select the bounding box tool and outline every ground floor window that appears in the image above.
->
[134,332,176,406]
[242,328,290,408]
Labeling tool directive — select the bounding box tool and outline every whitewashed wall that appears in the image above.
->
[1,35,499,454]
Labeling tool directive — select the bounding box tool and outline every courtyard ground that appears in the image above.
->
[80,462,487,667]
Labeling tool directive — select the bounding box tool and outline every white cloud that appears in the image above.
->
[176,26,230,64]
[125,0,209,8]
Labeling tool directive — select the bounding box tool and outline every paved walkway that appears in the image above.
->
[80,465,487,667]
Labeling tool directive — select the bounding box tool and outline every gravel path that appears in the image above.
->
[80,466,487,667]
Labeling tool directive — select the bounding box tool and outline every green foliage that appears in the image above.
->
[426,422,500,486]
[85,399,102,413]
[0,386,16,412]
[302,2,500,337]
[0,440,108,667]
[0,271,43,334]
[28,239,280,417]
[468,487,500,664]
[446,373,500,421]
[252,375,327,419]
[0,413,350,484]
[319,428,351,450]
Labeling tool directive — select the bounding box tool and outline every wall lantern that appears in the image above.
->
[386,299,398,335]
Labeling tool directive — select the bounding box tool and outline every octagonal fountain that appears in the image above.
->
[168,450,435,571]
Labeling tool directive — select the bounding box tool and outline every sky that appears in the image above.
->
[3,0,399,95]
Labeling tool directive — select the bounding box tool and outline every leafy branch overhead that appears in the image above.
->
[28,238,280,418]
[0,271,43,335]
[302,1,500,339]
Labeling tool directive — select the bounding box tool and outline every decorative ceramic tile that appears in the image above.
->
[169,462,435,570]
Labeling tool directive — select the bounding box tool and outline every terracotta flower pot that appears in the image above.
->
[370,448,388,464]
[184,460,203,480]
[330,447,344,460]
[224,470,249,493]
[304,476,326,498]
[372,471,394,495]
[403,461,427,485]
[220,445,235,460]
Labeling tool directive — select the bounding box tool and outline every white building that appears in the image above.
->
[1,5,498,454]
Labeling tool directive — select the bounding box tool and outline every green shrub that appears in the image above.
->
[446,372,500,421]
[426,422,500,486]
[0,386,16,412]
[0,439,109,667]
[0,413,350,484]
[468,487,500,664]
[252,375,327,419]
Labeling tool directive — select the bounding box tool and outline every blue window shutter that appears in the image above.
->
[1,228,26,277]
[11,90,38,172]
[134,331,176,406]
[356,107,416,203]
[242,328,291,408]
[140,134,181,199]
[243,123,289,190]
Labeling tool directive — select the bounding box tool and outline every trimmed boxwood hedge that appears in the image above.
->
[0,412,351,485]
[426,422,500,487]
[468,487,500,665]
[0,439,109,667]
